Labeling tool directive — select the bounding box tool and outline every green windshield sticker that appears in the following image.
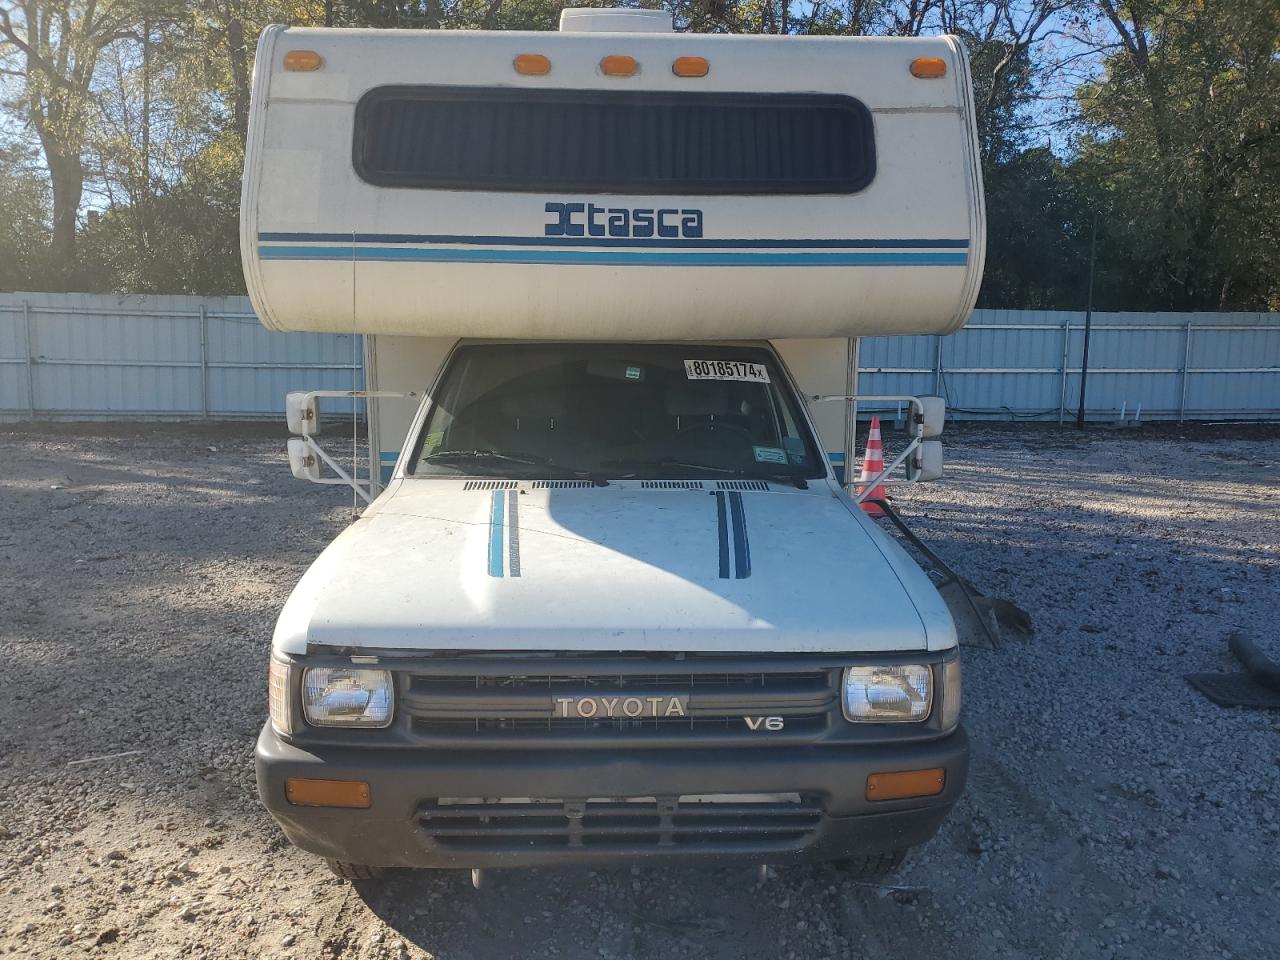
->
[423,430,445,452]
[753,446,788,464]
[625,365,642,380]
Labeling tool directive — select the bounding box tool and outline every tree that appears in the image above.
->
[1076,0,1280,309]
[0,1,153,271]
[0,141,50,290]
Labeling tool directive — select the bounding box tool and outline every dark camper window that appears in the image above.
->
[352,86,876,195]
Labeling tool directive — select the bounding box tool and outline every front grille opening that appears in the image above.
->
[411,670,829,692]
[419,796,824,850]
[412,714,827,738]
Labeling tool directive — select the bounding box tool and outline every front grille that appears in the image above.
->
[419,796,824,850]
[410,671,828,692]
[413,713,827,738]
[401,664,837,746]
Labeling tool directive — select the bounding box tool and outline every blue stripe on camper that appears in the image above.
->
[258,245,967,267]
[378,451,398,485]
[488,490,505,578]
[260,231,970,250]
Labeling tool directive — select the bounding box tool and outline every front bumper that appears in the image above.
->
[255,723,969,868]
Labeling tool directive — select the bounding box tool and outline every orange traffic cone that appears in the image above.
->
[857,416,890,517]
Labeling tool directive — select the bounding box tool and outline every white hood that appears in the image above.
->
[272,481,956,655]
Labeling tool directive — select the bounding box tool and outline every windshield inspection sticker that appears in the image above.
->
[753,446,788,464]
[684,359,770,383]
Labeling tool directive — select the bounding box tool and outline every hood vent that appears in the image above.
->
[463,480,519,490]
[530,480,593,489]
[640,480,705,490]
[716,481,771,491]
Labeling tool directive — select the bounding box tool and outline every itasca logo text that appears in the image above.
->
[545,202,704,239]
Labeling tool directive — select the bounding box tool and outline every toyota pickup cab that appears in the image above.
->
[258,338,966,878]
[241,10,984,880]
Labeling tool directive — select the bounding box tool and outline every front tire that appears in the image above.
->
[325,859,384,881]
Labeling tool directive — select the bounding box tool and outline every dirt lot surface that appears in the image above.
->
[2,422,1278,960]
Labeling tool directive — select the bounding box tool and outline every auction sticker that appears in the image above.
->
[684,359,770,383]
[753,446,788,464]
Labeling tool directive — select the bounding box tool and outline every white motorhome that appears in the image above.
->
[244,9,983,882]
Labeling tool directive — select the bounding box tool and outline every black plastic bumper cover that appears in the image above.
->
[255,723,969,868]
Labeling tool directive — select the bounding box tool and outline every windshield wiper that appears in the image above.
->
[600,457,735,474]
[423,449,543,466]
[421,449,608,485]
[598,457,809,489]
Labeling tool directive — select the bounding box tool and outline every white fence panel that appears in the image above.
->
[1,294,1277,422]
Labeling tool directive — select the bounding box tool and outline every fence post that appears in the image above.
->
[1177,317,1193,423]
[1057,316,1072,425]
[932,335,943,395]
[199,303,210,418]
[22,299,36,420]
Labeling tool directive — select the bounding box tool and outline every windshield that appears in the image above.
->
[407,343,826,482]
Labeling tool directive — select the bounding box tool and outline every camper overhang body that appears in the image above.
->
[243,13,982,876]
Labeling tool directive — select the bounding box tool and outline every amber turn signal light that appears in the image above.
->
[285,777,371,808]
[600,55,639,77]
[910,56,947,79]
[866,768,946,801]
[283,50,324,72]
[514,54,551,76]
[672,56,709,78]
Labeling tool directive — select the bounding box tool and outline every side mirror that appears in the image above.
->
[286,391,320,436]
[287,438,321,481]
[908,439,944,482]
[919,396,946,439]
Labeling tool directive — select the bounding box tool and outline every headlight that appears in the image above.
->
[302,667,394,728]
[842,664,932,722]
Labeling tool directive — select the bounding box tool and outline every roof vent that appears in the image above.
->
[558,8,674,33]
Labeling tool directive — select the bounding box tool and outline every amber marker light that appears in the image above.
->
[672,56,709,78]
[866,768,946,801]
[910,56,947,79]
[285,777,372,809]
[514,54,551,76]
[600,55,639,77]
[283,50,324,72]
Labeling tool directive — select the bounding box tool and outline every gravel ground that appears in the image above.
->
[1,421,1278,960]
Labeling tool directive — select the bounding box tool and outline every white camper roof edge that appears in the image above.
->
[942,33,987,328]
[241,25,986,340]
[239,23,285,335]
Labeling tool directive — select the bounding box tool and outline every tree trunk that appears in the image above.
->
[226,10,251,146]
[47,148,84,269]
